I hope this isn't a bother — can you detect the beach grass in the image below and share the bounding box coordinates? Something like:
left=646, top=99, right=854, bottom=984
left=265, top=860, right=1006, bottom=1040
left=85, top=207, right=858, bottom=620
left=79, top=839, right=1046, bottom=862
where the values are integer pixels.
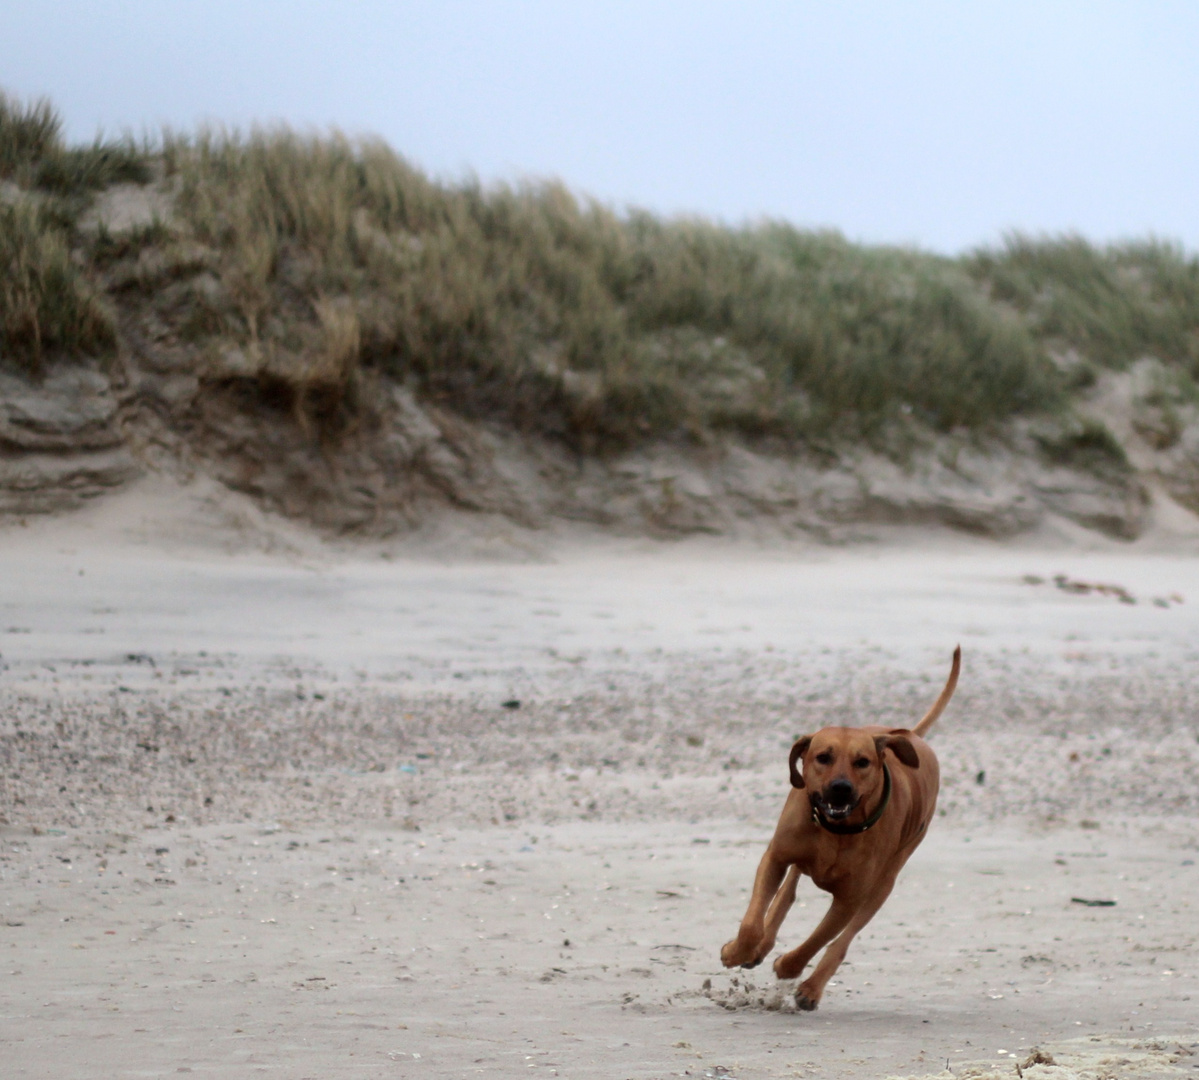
left=0, top=201, right=116, bottom=374
left=5, top=95, right=1199, bottom=458
left=1, top=91, right=149, bottom=198
left=967, top=233, right=1199, bottom=376
left=159, top=126, right=1062, bottom=448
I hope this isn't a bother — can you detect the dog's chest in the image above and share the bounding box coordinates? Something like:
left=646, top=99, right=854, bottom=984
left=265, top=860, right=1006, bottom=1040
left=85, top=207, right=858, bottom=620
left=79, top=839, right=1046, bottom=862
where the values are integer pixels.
left=803, top=839, right=881, bottom=893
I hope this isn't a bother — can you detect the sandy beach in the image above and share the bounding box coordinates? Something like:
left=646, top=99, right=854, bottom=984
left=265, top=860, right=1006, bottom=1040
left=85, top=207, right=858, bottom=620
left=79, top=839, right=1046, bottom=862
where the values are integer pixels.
left=2, top=480, right=1198, bottom=1078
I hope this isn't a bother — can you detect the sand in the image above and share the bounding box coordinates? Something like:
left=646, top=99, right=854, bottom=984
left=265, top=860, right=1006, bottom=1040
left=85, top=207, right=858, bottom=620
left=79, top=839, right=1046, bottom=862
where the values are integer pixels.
left=2, top=479, right=1198, bottom=1078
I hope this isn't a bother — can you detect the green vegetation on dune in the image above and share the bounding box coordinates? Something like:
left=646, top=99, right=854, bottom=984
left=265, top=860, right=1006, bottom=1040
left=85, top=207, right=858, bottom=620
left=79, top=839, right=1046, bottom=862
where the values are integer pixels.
left=1, top=92, right=145, bottom=373
left=0, top=91, right=148, bottom=197
left=158, top=127, right=1059, bottom=446
left=967, top=234, right=1199, bottom=380
left=4, top=92, right=1199, bottom=457
left=0, top=202, right=116, bottom=374
left=0, top=94, right=60, bottom=178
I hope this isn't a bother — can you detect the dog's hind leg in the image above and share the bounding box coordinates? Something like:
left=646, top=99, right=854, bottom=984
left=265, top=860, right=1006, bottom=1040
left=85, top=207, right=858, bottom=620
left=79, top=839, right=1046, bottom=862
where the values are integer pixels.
left=793, top=873, right=899, bottom=1011
left=771, top=891, right=858, bottom=982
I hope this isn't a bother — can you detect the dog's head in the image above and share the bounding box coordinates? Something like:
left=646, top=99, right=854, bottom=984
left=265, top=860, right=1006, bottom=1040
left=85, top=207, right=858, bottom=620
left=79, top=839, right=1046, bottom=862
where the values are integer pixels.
left=789, top=728, right=919, bottom=822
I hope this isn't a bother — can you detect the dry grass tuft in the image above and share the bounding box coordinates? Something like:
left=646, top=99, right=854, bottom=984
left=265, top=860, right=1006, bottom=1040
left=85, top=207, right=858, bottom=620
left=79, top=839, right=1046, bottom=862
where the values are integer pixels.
left=0, top=201, right=115, bottom=373
left=0, top=92, right=62, bottom=179
left=1, top=90, right=149, bottom=199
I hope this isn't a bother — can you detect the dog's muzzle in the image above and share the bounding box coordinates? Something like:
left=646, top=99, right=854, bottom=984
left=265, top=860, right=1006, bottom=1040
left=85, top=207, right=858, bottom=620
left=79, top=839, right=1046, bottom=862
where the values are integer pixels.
left=814, top=779, right=859, bottom=821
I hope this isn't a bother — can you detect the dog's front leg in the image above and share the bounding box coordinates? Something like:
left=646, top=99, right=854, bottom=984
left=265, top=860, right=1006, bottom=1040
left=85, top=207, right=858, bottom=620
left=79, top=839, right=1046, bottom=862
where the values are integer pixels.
left=753, top=864, right=799, bottom=963
left=720, top=848, right=789, bottom=968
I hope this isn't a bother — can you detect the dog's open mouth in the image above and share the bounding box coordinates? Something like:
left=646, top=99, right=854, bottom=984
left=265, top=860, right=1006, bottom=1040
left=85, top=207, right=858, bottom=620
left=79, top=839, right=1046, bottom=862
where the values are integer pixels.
left=814, top=796, right=859, bottom=821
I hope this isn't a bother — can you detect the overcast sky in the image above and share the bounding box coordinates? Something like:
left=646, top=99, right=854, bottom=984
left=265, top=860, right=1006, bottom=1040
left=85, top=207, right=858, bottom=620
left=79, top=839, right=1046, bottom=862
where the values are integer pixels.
left=3, top=1, right=1197, bottom=253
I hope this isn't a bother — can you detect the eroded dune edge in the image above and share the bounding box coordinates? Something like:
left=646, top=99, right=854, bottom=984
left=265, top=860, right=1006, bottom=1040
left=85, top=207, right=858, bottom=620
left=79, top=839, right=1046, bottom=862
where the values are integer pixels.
left=5, top=95, right=1199, bottom=546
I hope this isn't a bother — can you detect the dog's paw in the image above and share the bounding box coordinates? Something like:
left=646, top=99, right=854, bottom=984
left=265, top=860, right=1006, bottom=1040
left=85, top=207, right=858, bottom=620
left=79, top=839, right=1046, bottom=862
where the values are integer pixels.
left=720, top=939, right=750, bottom=968
left=772, top=953, right=805, bottom=980
left=794, top=980, right=821, bottom=1011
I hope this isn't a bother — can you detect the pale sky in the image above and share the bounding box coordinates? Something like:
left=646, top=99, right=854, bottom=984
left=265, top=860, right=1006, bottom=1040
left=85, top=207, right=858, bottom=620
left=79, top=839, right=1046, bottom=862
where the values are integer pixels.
left=3, top=1, right=1198, bottom=253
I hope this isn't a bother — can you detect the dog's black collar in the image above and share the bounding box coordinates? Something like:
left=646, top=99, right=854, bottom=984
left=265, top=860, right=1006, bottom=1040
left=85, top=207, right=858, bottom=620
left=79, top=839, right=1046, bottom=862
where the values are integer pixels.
left=811, top=764, right=892, bottom=836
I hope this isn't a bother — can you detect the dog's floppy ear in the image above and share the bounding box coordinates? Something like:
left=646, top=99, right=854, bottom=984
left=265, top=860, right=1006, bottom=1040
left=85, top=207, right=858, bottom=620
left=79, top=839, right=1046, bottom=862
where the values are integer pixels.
left=875, top=733, right=919, bottom=768
left=788, top=736, right=812, bottom=788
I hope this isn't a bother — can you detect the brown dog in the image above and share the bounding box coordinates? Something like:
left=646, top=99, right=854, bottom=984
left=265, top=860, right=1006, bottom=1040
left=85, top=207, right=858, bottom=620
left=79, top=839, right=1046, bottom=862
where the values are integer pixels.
left=720, top=646, right=960, bottom=1011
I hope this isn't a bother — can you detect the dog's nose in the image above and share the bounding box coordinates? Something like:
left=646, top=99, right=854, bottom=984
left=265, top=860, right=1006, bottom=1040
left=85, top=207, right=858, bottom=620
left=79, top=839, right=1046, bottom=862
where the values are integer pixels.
left=825, top=779, right=855, bottom=806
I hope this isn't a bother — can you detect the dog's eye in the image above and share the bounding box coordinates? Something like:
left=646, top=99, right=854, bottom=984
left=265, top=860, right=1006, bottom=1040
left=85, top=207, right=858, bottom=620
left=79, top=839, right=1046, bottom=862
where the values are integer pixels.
left=853, top=757, right=870, bottom=769
left=815, top=751, right=834, bottom=765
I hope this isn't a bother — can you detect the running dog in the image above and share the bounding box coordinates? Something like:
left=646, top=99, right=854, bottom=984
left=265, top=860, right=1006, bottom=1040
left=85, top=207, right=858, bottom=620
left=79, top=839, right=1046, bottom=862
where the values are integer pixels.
left=720, top=647, right=960, bottom=1011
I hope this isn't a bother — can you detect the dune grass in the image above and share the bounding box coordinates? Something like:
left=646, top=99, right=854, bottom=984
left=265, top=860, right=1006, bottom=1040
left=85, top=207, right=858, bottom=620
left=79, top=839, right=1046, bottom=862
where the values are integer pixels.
left=7, top=95, right=1199, bottom=458
left=160, top=127, right=1061, bottom=448
left=0, top=93, right=144, bottom=374
left=1, top=91, right=149, bottom=200
left=967, top=234, right=1199, bottom=377
left=0, top=93, right=61, bottom=179
left=0, top=201, right=116, bottom=374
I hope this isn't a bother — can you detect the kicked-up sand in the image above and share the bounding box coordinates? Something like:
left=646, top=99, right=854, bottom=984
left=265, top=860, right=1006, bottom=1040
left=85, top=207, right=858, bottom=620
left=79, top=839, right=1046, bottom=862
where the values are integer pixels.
left=1, top=478, right=1198, bottom=1078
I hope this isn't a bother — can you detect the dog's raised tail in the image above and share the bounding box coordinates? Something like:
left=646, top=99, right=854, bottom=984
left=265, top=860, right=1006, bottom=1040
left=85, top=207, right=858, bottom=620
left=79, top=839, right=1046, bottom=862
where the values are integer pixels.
left=913, top=646, right=960, bottom=737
